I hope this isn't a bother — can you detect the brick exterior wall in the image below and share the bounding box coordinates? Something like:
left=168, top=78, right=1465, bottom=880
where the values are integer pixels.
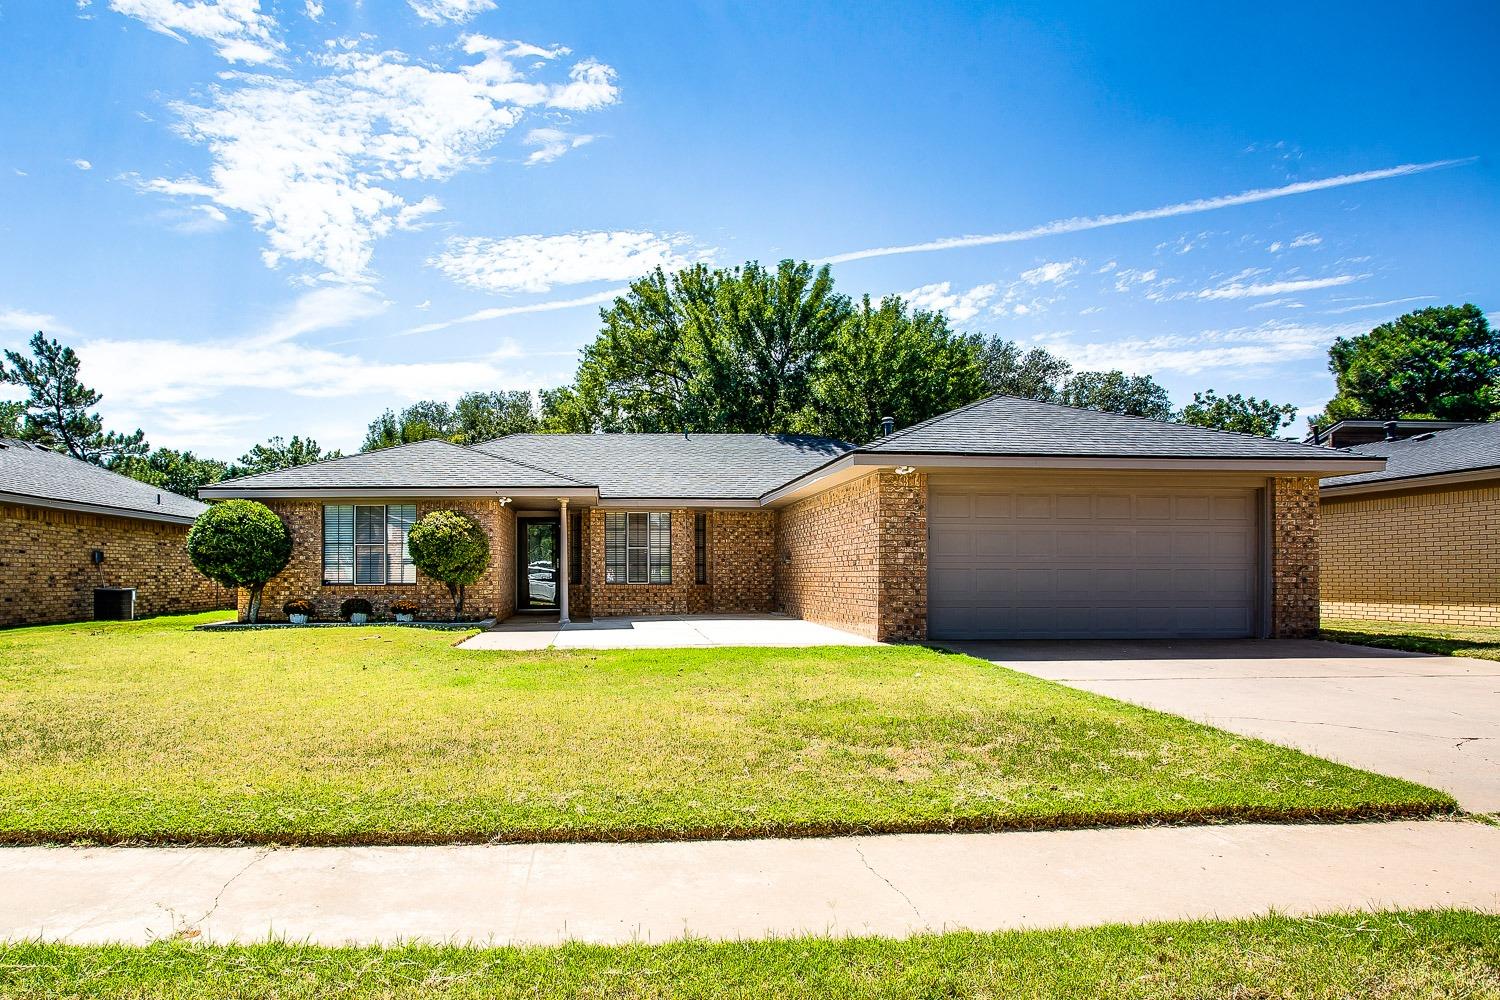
left=580, top=508, right=776, bottom=617
left=0, top=501, right=234, bottom=628
left=1270, top=475, right=1321, bottom=638
left=774, top=471, right=927, bottom=641
left=1321, top=482, right=1500, bottom=627
left=245, top=499, right=515, bottom=622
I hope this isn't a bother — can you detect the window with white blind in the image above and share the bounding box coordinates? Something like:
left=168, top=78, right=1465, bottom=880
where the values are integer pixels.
left=604, top=512, right=671, bottom=584
left=323, top=504, right=416, bottom=585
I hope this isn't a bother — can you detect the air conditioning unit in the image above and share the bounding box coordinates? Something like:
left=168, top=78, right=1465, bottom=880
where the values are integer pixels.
left=94, top=587, right=137, bottom=621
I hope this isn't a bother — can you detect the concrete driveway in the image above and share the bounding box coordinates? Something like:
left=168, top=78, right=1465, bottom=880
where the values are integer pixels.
left=946, top=639, right=1500, bottom=812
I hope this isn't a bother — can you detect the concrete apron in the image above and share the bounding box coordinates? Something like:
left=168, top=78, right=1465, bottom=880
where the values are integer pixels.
left=5, top=820, right=1497, bottom=947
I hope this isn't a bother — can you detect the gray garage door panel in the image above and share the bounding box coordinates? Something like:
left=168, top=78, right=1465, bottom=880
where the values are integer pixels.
left=928, top=483, right=1259, bottom=639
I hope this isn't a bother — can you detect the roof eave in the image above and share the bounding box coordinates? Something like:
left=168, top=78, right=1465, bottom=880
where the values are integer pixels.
left=197, top=485, right=601, bottom=501
left=0, top=490, right=201, bottom=525
left=762, top=451, right=1387, bottom=506
left=1321, top=465, right=1500, bottom=498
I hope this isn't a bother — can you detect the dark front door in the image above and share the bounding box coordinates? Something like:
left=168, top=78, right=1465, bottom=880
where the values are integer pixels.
left=518, top=519, right=560, bottom=611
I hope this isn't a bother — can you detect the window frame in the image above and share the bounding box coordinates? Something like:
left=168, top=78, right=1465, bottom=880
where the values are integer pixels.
left=604, top=511, right=671, bottom=585
left=694, top=512, right=707, bottom=585
left=322, top=503, right=417, bottom=586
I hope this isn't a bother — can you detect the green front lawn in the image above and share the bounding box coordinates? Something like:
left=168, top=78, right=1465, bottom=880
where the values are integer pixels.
left=1322, top=618, right=1500, bottom=661
left=0, top=614, right=1453, bottom=845
left=4, top=911, right=1496, bottom=999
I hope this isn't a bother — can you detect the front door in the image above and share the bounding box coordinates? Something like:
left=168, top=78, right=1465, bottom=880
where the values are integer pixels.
left=518, top=519, right=560, bottom=611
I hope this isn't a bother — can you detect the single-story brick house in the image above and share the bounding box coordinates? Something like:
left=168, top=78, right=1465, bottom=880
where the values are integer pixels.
left=0, top=438, right=235, bottom=627
left=200, top=396, right=1381, bottom=640
left=1320, top=420, right=1500, bottom=627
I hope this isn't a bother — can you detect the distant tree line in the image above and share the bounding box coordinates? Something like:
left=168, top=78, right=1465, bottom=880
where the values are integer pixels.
left=3, top=262, right=1491, bottom=501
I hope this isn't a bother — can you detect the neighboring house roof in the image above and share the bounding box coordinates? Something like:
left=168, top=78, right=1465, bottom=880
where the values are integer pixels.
left=857, top=395, right=1377, bottom=462
left=200, top=438, right=588, bottom=497
left=473, top=433, right=852, bottom=500
left=0, top=438, right=206, bottom=524
left=1301, top=418, right=1479, bottom=448
left=1321, top=420, right=1500, bottom=494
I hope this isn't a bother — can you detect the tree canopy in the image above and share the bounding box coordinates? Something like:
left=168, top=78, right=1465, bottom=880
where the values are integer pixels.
left=362, top=391, right=538, bottom=451
left=1317, top=304, right=1497, bottom=423
left=185, top=500, right=292, bottom=623
left=235, top=435, right=340, bottom=476
left=110, top=448, right=233, bottom=497
left=1059, top=370, right=1174, bottom=421
left=0, top=331, right=147, bottom=463
left=1177, top=391, right=1297, bottom=437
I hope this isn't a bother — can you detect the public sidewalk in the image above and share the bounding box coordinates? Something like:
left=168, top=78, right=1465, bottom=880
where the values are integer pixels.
left=4, top=820, right=1497, bottom=946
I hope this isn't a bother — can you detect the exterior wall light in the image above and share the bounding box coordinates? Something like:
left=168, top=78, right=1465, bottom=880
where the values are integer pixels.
left=894, top=465, right=916, bottom=475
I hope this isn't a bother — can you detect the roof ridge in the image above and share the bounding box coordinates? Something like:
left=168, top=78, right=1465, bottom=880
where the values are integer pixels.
left=446, top=438, right=593, bottom=486
left=857, top=393, right=1003, bottom=450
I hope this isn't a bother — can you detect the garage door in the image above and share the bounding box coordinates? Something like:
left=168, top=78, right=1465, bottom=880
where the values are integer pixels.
left=928, top=477, right=1261, bottom=639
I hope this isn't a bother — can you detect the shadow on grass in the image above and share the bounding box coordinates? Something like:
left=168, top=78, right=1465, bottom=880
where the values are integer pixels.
left=1321, top=627, right=1500, bottom=662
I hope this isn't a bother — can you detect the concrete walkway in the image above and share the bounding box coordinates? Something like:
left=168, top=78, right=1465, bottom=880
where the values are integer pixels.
left=950, top=639, right=1500, bottom=812
left=460, top=613, right=880, bottom=650
left=5, top=821, right=1496, bottom=946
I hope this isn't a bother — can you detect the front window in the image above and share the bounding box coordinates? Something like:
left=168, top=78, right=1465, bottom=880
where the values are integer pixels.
left=323, top=504, right=416, bottom=585
left=604, top=511, right=671, bottom=584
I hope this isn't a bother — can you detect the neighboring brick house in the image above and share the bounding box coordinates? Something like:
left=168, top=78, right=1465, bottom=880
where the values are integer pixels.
left=1320, top=421, right=1500, bottom=627
left=0, top=439, right=234, bottom=627
left=201, top=396, right=1380, bottom=640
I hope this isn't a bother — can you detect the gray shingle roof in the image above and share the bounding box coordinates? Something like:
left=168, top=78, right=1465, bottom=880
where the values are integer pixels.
left=0, top=439, right=206, bottom=522
left=1322, top=420, right=1500, bottom=488
left=474, top=433, right=851, bottom=499
left=858, top=395, right=1374, bottom=462
left=204, top=438, right=586, bottom=492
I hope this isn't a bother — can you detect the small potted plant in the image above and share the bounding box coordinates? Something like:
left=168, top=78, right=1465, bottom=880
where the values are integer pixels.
left=390, top=598, right=419, bottom=623
left=339, top=597, right=373, bottom=625
left=283, top=598, right=314, bottom=625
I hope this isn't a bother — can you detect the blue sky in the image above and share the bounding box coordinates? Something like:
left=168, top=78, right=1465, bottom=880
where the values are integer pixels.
left=0, top=1, right=1494, bottom=457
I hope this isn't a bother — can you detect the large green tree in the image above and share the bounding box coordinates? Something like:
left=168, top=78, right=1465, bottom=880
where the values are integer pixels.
left=805, top=295, right=986, bottom=442
left=0, top=332, right=147, bottom=463
left=1318, top=304, right=1497, bottom=422
left=977, top=339, right=1073, bottom=401
left=186, top=500, right=292, bottom=624
left=1059, top=370, right=1174, bottom=420
left=362, top=391, right=537, bottom=451
left=111, top=448, right=232, bottom=497
left=235, top=435, right=340, bottom=476
left=546, top=260, right=853, bottom=433
left=1177, top=390, right=1297, bottom=437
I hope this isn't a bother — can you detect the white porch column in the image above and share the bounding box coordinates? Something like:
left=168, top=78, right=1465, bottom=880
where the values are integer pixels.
left=557, top=498, right=570, bottom=625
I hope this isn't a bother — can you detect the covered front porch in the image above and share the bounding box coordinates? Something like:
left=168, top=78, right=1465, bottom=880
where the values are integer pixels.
left=457, top=613, right=882, bottom=650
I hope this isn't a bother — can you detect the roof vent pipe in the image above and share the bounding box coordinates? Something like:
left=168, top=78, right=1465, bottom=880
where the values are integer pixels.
left=880, top=415, right=894, bottom=437
left=1383, top=420, right=1399, bottom=441
left=1311, top=425, right=1322, bottom=446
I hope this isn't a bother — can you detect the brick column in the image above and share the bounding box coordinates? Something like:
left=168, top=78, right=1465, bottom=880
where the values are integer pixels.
left=1270, top=475, right=1320, bottom=638
left=876, top=470, right=927, bottom=641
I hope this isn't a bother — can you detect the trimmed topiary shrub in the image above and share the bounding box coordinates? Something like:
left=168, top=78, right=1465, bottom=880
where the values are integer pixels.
left=186, top=500, right=292, bottom=624
left=407, top=510, right=490, bottom=620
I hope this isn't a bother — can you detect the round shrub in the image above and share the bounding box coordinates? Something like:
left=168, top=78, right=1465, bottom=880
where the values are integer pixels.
left=339, top=597, right=373, bottom=621
left=283, top=598, right=314, bottom=619
left=407, top=510, right=490, bottom=620
left=390, top=598, right=420, bottom=617
left=186, top=500, right=291, bottom=623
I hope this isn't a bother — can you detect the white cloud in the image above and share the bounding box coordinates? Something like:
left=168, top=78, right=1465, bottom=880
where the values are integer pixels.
left=73, top=159, right=93, bottom=170
left=902, top=282, right=998, bottom=322
left=1019, top=258, right=1083, bottom=286
left=1111, top=267, right=1157, bottom=292
left=1036, top=319, right=1367, bottom=377
left=408, top=0, right=497, bottom=24
left=140, top=38, right=621, bottom=283
left=1268, top=232, right=1322, bottom=253
left=404, top=287, right=624, bottom=336
left=304, top=0, right=323, bottom=19
left=0, top=309, right=77, bottom=337
left=429, top=231, right=706, bottom=294
left=819, top=159, right=1472, bottom=265
left=108, top=0, right=283, bottom=64
left=1320, top=295, right=1435, bottom=315
left=1196, top=273, right=1366, bottom=300
left=524, top=127, right=596, bottom=165
left=1247, top=297, right=1305, bottom=311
